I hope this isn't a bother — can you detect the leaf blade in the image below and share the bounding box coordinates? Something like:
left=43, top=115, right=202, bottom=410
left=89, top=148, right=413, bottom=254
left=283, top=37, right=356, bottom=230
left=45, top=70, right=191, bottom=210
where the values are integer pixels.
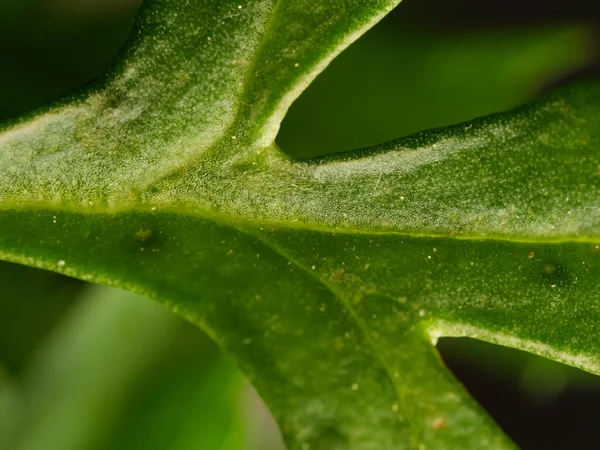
left=1, top=0, right=600, bottom=448
left=0, top=208, right=515, bottom=448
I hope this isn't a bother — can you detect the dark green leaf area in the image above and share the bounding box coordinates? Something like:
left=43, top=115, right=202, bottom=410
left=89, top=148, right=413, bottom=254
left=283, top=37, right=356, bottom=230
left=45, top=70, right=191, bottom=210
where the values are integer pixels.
left=1, top=0, right=600, bottom=448
left=5, top=208, right=576, bottom=449
left=0, top=208, right=516, bottom=449
left=260, top=228, right=600, bottom=373
left=2, top=62, right=600, bottom=450
left=0, top=210, right=413, bottom=449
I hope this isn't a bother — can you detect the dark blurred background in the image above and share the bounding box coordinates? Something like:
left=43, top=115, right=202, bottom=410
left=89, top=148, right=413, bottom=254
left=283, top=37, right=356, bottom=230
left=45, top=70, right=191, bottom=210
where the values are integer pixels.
left=1, top=0, right=600, bottom=449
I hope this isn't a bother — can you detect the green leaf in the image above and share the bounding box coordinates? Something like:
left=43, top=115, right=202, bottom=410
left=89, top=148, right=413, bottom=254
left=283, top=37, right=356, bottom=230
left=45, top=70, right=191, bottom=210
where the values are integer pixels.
left=1, top=0, right=599, bottom=448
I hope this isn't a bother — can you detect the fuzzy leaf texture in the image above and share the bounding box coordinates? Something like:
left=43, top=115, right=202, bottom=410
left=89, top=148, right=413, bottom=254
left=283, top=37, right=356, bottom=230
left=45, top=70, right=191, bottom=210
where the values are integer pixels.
left=1, top=0, right=600, bottom=448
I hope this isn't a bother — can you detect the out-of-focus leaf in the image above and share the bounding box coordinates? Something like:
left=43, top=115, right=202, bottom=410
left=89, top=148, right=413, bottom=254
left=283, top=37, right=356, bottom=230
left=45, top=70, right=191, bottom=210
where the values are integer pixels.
left=0, top=0, right=141, bottom=118
left=0, top=262, right=83, bottom=375
left=0, top=363, right=20, bottom=446
left=6, top=286, right=258, bottom=450
left=0, top=0, right=24, bottom=18
left=279, top=25, right=593, bottom=156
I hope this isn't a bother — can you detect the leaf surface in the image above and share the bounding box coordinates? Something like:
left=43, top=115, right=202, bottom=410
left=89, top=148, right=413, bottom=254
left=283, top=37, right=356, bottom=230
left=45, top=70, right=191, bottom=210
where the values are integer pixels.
left=1, top=0, right=599, bottom=448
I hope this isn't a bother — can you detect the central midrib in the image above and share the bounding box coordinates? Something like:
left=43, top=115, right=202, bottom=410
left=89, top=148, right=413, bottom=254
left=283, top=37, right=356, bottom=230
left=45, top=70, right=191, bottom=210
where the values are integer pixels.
left=0, top=201, right=598, bottom=246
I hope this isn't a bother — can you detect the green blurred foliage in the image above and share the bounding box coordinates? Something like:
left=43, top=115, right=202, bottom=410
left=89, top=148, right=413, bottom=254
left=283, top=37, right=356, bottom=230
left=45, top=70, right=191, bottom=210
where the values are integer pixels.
left=279, top=23, right=593, bottom=157
left=1, top=0, right=600, bottom=448
left=0, top=0, right=141, bottom=118
left=0, top=0, right=24, bottom=16
left=0, top=262, right=83, bottom=376
left=1, top=286, right=262, bottom=450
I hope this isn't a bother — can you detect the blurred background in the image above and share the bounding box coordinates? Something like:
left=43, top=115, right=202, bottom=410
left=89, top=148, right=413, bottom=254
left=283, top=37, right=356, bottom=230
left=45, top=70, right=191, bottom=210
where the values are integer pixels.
left=2, top=0, right=600, bottom=448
